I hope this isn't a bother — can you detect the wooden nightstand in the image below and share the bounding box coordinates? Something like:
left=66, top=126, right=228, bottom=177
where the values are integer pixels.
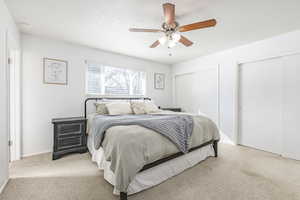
left=52, top=117, right=88, bottom=160
left=160, top=107, right=182, bottom=112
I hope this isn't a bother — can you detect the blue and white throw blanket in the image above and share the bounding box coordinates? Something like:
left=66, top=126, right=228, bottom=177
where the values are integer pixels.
left=91, top=114, right=194, bottom=153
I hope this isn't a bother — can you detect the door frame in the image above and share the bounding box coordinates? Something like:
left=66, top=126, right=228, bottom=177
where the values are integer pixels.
left=6, top=30, right=21, bottom=161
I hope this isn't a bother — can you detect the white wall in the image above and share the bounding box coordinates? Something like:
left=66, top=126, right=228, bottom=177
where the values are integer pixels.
left=22, top=34, right=172, bottom=156
left=172, top=29, right=300, bottom=144
left=0, top=0, right=20, bottom=193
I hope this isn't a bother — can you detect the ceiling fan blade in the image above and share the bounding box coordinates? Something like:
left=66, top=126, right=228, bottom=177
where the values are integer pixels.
left=163, top=3, right=175, bottom=25
left=179, top=36, right=193, bottom=47
left=179, top=19, right=217, bottom=32
left=129, top=28, right=163, bottom=33
left=150, top=40, right=160, bottom=48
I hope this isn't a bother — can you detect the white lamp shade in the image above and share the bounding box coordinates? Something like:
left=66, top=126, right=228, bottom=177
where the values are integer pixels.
left=172, top=33, right=181, bottom=42
left=168, top=40, right=177, bottom=48
left=159, top=36, right=167, bottom=45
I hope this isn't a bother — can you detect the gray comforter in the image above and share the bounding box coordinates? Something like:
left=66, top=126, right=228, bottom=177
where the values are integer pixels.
left=92, top=114, right=194, bottom=153
left=89, top=111, right=220, bottom=192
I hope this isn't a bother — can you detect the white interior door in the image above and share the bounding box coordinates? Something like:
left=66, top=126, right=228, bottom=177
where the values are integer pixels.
left=239, top=58, right=283, bottom=155
left=175, top=66, right=219, bottom=125
left=8, top=50, right=13, bottom=162
left=6, top=33, right=21, bottom=161
left=282, top=54, right=300, bottom=160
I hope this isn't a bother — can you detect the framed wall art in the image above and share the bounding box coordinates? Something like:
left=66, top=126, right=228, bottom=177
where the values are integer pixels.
left=154, top=73, right=165, bottom=89
left=43, top=58, right=68, bottom=85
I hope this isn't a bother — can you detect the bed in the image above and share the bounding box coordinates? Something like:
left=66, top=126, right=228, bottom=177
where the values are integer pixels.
left=85, top=97, right=220, bottom=200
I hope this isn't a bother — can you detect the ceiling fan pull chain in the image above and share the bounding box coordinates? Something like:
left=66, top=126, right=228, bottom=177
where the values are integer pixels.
left=168, top=47, right=172, bottom=56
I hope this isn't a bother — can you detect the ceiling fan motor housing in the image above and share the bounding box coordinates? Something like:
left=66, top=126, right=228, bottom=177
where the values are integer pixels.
left=162, top=21, right=179, bottom=32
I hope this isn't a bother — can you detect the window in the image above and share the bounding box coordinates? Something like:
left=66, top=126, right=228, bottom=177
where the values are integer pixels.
left=86, top=63, right=146, bottom=96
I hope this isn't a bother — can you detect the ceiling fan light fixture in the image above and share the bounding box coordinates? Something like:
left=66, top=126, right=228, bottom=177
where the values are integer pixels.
left=172, top=33, right=181, bottom=42
left=168, top=40, right=177, bottom=48
left=159, top=36, right=167, bottom=45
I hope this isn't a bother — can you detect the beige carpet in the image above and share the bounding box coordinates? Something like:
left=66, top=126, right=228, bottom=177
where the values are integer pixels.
left=1, top=144, right=300, bottom=200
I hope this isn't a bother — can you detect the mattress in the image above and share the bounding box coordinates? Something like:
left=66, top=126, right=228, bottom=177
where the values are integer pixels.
left=87, top=129, right=215, bottom=195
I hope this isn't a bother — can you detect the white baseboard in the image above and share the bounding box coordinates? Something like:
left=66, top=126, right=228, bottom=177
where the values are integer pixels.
left=22, top=150, right=52, bottom=158
left=0, top=179, right=9, bottom=194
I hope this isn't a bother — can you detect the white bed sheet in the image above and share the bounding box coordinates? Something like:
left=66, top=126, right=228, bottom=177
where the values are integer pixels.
left=88, top=133, right=214, bottom=195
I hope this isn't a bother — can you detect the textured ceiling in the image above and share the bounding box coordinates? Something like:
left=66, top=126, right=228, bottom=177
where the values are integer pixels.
left=5, top=0, right=300, bottom=64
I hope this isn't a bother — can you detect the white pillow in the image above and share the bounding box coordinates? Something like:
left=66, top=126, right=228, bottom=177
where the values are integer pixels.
left=131, top=101, right=147, bottom=114
left=106, top=102, right=133, bottom=115
left=144, top=101, right=159, bottom=113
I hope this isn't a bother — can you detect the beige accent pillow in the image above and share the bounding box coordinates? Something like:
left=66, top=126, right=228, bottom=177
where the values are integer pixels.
left=106, top=102, right=133, bottom=115
left=145, top=101, right=160, bottom=113
left=131, top=101, right=147, bottom=114
left=94, top=102, right=108, bottom=114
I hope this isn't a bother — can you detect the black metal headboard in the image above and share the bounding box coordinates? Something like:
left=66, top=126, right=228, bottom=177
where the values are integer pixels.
left=84, top=97, right=151, bottom=118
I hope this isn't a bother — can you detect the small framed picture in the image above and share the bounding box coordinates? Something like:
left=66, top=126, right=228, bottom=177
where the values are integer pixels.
left=154, top=73, right=165, bottom=89
left=43, top=58, right=68, bottom=85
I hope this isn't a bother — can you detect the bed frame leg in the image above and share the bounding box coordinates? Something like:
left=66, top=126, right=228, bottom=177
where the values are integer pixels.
left=120, top=192, right=127, bottom=200
left=213, top=140, right=218, bottom=157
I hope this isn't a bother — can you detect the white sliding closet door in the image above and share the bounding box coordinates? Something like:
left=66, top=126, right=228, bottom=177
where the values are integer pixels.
left=175, top=67, right=219, bottom=125
left=282, top=54, right=300, bottom=160
left=196, top=68, right=219, bottom=124
left=239, top=58, right=283, bottom=155
left=240, top=54, right=300, bottom=160
left=175, top=73, right=198, bottom=114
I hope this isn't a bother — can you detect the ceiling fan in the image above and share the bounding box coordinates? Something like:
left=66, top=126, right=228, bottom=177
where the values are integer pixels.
left=129, top=3, right=217, bottom=48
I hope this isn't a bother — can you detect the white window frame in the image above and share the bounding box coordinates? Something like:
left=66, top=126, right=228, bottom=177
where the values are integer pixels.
left=85, top=61, right=147, bottom=97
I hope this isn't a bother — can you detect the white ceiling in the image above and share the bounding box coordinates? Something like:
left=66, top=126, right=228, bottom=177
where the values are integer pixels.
left=5, top=0, right=300, bottom=64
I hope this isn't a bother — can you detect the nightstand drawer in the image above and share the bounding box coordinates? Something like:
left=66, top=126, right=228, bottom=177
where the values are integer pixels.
left=52, top=117, right=87, bottom=160
left=57, top=122, right=84, bottom=136
left=57, top=136, right=83, bottom=151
